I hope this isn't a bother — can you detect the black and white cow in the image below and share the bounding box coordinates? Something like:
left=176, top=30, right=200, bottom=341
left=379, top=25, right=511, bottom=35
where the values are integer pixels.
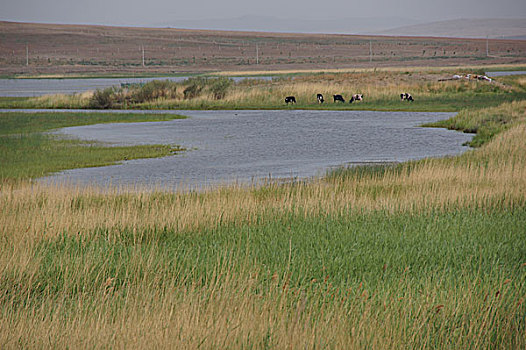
left=333, top=94, right=345, bottom=103
left=285, top=96, right=297, bottom=104
left=349, top=94, right=363, bottom=103
left=317, top=93, right=325, bottom=104
left=400, top=93, right=414, bottom=102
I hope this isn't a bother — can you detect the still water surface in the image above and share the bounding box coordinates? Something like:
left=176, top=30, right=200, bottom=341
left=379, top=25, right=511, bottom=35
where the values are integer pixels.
left=485, top=71, right=526, bottom=77
left=0, top=76, right=271, bottom=97
left=42, top=109, right=473, bottom=190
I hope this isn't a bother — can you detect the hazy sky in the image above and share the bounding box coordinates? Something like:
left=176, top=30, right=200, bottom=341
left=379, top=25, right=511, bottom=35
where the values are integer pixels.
left=1, top=0, right=525, bottom=26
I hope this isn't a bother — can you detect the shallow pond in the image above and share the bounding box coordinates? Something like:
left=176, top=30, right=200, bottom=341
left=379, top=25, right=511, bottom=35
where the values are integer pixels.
left=486, top=71, right=526, bottom=77
left=40, top=109, right=473, bottom=190
left=0, top=76, right=271, bottom=97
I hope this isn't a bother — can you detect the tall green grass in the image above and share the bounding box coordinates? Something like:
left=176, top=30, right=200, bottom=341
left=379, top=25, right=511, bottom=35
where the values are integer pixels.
left=31, top=208, right=524, bottom=291
left=2, top=208, right=525, bottom=348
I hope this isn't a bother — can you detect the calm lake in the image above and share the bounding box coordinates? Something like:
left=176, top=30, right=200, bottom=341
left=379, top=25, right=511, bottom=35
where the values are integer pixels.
left=0, top=76, right=271, bottom=97
left=40, top=109, right=473, bottom=190
left=485, top=71, right=526, bottom=77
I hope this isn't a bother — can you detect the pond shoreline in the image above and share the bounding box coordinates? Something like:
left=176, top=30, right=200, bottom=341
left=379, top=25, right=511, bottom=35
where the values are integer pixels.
left=36, top=109, right=471, bottom=190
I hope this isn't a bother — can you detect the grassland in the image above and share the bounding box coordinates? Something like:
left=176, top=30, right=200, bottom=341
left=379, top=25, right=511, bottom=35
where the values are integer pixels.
left=1, top=84, right=525, bottom=349
left=0, top=112, right=185, bottom=181
left=3, top=68, right=526, bottom=113
left=1, top=17, right=526, bottom=349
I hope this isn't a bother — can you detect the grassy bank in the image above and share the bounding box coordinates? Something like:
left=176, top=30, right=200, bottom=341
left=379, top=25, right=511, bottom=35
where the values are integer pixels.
left=1, top=100, right=525, bottom=348
left=0, top=112, right=186, bottom=181
left=425, top=99, right=526, bottom=146
left=2, top=69, right=525, bottom=112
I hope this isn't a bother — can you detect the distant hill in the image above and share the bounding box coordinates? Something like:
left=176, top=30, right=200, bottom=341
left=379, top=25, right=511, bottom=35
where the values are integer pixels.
left=373, top=18, right=526, bottom=39
left=157, top=15, right=422, bottom=35
left=1, top=20, right=525, bottom=77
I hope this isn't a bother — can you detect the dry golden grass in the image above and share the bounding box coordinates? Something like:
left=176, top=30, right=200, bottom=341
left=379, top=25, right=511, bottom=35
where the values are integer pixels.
left=30, top=91, right=94, bottom=108
left=14, top=67, right=522, bottom=111
left=139, top=72, right=513, bottom=111
left=2, top=107, right=525, bottom=248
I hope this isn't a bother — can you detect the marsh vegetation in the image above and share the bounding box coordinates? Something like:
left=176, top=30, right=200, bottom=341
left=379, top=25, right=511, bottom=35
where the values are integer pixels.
left=1, top=65, right=526, bottom=348
left=3, top=68, right=525, bottom=113
left=0, top=112, right=185, bottom=181
left=1, top=98, right=525, bottom=348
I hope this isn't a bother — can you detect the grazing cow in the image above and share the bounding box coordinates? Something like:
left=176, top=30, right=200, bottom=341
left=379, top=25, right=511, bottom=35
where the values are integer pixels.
left=317, top=93, right=325, bottom=104
left=349, top=94, right=363, bottom=103
left=466, top=74, right=492, bottom=83
left=333, top=94, right=345, bottom=103
left=285, top=96, right=296, bottom=104
left=400, top=92, right=414, bottom=102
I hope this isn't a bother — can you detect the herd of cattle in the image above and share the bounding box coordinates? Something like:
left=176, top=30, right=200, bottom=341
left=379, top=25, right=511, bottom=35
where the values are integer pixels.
left=284, top=92, right=414, bottom=104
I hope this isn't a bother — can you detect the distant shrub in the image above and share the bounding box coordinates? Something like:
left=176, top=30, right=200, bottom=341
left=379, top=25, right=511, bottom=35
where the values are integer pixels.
left=209, top=77, right=233, bottom=100
left=183, top=77, right=207, bottom=99
left=130, top=80, right=177, bottom=103
left=472, top=68, right=486, bottom=75
left=89, top=87, right=117, bottom=109
left=183, top=84, right=202, bottom=99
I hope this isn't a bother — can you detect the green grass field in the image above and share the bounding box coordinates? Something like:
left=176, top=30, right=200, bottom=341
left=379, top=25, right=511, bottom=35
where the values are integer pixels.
left=2, top=208, right=524, bottom=348
left=1, top=70, right=525, bottom=348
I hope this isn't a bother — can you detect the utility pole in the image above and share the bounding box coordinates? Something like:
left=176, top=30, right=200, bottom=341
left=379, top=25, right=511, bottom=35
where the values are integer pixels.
left=26, top=44, right=29, bottom=66
left=142, top=45, right=145, bottom=67
left=256, top=43, right=259, bottom=65
left=486, top=36, right=489, bottom=57
left=369, top=40, right=372, bottom=63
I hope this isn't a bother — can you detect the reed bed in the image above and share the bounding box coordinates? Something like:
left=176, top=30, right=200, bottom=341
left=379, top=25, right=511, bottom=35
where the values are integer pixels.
left=1, top=101, right=525, bottom=348
left=32, top=91, right=94, bottom=109
left=1, top=258, right=524, bottom=348
left=426, top=99, right=526, bottom=146
left=6, top=69, right=523, bottom=111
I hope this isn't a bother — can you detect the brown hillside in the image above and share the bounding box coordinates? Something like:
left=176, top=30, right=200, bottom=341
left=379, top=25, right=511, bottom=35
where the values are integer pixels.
left=1, top=21, right=525, bottom=76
